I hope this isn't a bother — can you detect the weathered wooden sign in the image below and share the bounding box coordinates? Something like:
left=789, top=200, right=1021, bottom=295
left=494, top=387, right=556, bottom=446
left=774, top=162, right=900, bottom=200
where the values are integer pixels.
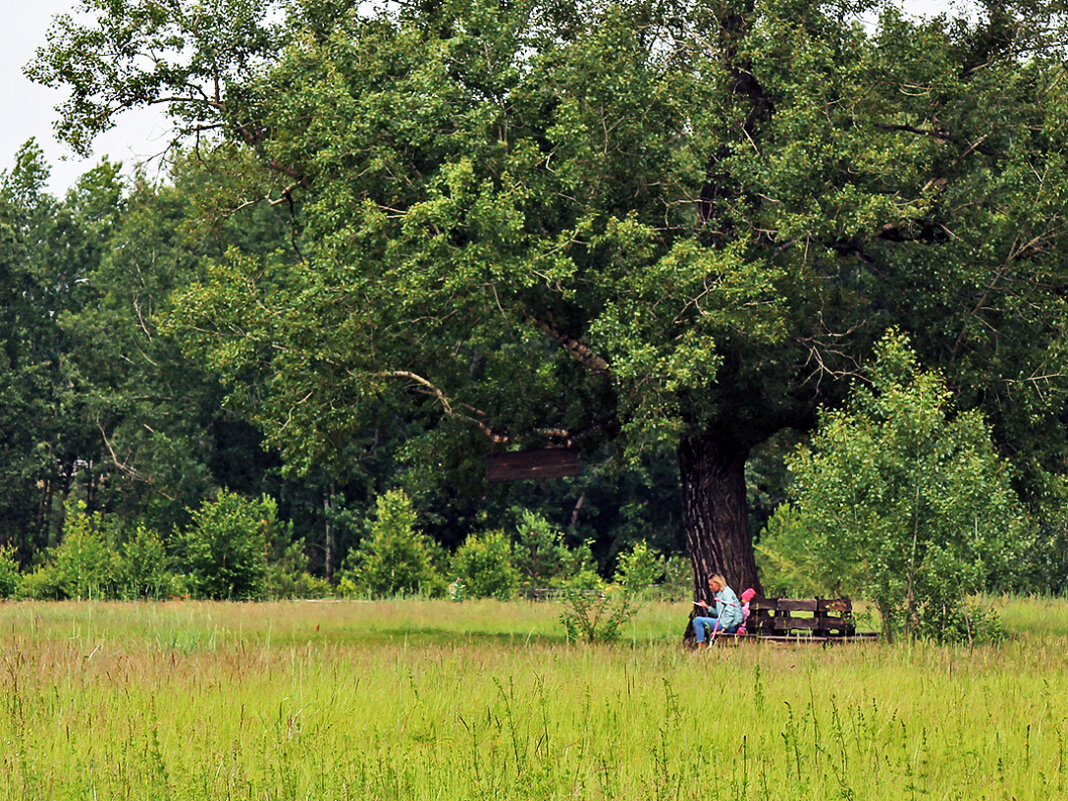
left=485, top=449, right=582, bottom=481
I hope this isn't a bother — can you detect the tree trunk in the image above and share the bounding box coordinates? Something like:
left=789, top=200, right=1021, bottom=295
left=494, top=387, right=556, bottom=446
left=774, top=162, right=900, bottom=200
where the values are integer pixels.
left=678, top=433, right=761, bottom=601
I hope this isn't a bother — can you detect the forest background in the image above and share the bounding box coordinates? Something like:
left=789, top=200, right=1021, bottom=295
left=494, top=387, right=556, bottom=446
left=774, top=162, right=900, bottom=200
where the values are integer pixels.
left=4, top=0, right=1068, bottom=621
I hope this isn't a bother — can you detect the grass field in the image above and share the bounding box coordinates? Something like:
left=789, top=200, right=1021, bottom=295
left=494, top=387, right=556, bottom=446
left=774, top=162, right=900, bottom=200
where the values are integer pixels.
left=1, top=597, right=1066, bottom=800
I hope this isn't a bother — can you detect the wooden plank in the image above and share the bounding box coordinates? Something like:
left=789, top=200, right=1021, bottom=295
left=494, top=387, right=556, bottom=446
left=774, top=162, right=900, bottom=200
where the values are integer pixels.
left=717, top=632, right=875, bottom=645
left=818, top=597, right=852, bottom=613
left=716, top=633, right=876, bottom=644
left=486, top=449, right=582, bottom=481
left=768, top=616, right=855, bottom=632
left=752, top=597, right=852, bottom=614
left=753, top=598, right=819, bottom=612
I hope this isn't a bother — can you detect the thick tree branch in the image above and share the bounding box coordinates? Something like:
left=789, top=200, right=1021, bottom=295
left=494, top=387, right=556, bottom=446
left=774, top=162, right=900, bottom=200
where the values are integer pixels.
left=379, top=370, right=615, bottom=447
left=875, top=123, right=1005, bottom=159
left=522, top=311, right=610, bottom=374
left=96, top=422, right=178, bottom=502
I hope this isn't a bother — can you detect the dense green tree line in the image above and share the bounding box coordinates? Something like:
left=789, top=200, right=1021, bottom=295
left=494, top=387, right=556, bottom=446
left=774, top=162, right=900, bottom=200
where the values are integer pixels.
left=0, top=141, right=682, bottom=582
left=5, top=0, right=1068, bottom=612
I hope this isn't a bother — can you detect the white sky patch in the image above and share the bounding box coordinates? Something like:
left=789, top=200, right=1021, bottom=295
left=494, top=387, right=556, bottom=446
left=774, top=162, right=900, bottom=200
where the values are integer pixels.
left=2, top=0, right=973, bottom=195
left=2, top=1, right=173, bottom=195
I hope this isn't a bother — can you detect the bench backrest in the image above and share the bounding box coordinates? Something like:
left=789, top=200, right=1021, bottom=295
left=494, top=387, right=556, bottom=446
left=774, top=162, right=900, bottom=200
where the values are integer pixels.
left=746, top=596, right=855, bottom=636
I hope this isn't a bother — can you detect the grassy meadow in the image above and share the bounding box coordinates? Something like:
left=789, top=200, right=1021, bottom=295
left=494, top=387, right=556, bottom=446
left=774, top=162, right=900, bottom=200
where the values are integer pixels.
left=1, top=597, right=1066, bottom=800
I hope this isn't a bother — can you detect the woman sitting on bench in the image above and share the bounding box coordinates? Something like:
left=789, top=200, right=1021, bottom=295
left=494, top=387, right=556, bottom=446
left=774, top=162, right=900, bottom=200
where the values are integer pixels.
left=692, top=574, right=743, bottom=646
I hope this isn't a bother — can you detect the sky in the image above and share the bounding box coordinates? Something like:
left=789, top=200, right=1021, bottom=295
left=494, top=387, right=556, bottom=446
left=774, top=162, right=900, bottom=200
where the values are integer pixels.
left=4, top=0, right=965, bottom=196
left=2, top=1, right=172, bottom=195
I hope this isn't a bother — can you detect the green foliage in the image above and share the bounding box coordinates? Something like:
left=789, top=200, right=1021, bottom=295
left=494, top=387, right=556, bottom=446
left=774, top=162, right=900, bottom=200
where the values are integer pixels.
left=559, top=587, right=637, bottom=644
left=559, top=543, right=604, bottom=591
left=1019, top=474, right=1068, bottom=596
left=754, top=503, right=827, bottom=599
left=116, top=525, right=177, bottom=600
left=266, top=539, right=332, bottom=599
left=559, top=530, right=649, bottom=644
left=660, top=555, right=694, bottom=602
left=23, top=0, right=1068, bottom=597
left=450, top=530, right=519, bottom=600
left=0, top=545, right=21, bottom=598
left=512, top=510, right=602, bottom=591
left=0, top=142, right=104, bottom=558
left=761, top=332, right=1028, bottom=642
left=512, top=510, right=569, bottom=590
left=556, top=540, right=670, bottom=641
left=612, top=540, right=664, bottom=598
left=20, top=501, right=119, bottom=600
left=337, top=490, right=444, bottom=598
left=179, top=490, right=274, bottom=600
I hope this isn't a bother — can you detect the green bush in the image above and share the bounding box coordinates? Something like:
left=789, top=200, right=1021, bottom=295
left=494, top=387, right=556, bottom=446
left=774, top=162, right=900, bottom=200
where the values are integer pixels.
left=558, top=541, right=603, bottom=591
left=450, top=530, right=519, bottom=599
left=267, top=539, right=332, bottom=599
left=512, top=510, right=570, bottom=590
left=754, top=503, right=827, bottom=598
left=559, top=586, right=637, bottom=643
left=612, top=540, right=664, bottom=597
left=337, top=490, right=444, bottom=598
left=560, top=540, right=654, bottom=642
left=17, top=567, right=64, bottom=601
left=0, top=545, right=20, bottom=599
left=116, top=524, right=177, bottom=599
left=20, top=501, right=120, bottom=600
left=760, top=331, right=1027, bottom=643
left=179, top=490, right=275, bottom=600
left=512, top=510, right=605, bottom=591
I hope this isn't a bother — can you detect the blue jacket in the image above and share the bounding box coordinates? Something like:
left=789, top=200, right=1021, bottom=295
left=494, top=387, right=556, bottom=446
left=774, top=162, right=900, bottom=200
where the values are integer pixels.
left=710, top=587, right=743, bottom=630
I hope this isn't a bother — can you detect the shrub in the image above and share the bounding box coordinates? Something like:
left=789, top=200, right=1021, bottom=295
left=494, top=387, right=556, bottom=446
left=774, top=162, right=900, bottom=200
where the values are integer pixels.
left=560, top=541, right=653, bottom=642
left=612, top=540, right=664, bottom=597
left=266, top=539, right=332, bottom=599
left=0, top=545, right=20, bottom=598
left=761, top=331, right=1027, bottom=643
left=20, top=501, right=120, bottom=600
left=450, top=530, right=519, bottom=600
left=754, top=503, right=827, bottom=598
left=116, top=524, right=177, bottom=599
left=558, top=541, right=603, bottom=591
left=338, top=490, right=444, bottom=598
left=512, top=509, right=608, bottom=591
left=513, top=510, right=570, bottom=590
left=559, top=586, right=637, bottom=643
left=179, top=491, right=275, bottom=600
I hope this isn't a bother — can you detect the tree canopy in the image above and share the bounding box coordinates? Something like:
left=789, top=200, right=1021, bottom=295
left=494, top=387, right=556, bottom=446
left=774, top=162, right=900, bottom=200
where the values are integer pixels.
left=27, top=0, right=1068, bottom=595
left=761, top=331, right=1027, bottom=641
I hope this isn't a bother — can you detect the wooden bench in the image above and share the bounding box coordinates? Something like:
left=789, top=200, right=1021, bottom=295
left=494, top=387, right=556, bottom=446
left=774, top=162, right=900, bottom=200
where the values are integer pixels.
left=706, top=596, right=878, bottom=643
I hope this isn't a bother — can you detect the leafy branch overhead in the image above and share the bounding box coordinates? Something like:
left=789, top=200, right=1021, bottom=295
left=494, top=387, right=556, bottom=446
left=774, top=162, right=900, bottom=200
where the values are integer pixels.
left=30, top=0, right=1068, bottom=595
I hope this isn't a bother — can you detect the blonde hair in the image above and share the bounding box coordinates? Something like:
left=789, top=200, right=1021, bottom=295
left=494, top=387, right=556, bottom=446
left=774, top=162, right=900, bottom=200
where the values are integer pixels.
left=709, top=574, right=727, bottom=589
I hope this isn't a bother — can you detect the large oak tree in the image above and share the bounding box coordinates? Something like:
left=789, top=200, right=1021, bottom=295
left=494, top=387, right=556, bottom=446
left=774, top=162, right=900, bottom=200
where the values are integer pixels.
left=32, top=0, right=1068, bottom=594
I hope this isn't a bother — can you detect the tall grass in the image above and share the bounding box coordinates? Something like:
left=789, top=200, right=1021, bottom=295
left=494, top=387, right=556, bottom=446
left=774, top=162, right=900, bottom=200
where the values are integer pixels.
left=1, top=598, right=1064, bottom=799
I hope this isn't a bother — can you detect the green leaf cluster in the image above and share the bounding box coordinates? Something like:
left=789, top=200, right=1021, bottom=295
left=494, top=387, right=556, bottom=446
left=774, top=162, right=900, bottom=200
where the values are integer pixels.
left=511, top=509, right=601, bottom=592
left=760, top=331, right=1028, bottom=642
left=337, top=490, right=446, bottom=598
left=450, top=530, right=520, bottom=600
left=178, top=490, right=275, bottom=600
left=18, top=501, right=178, bottom=600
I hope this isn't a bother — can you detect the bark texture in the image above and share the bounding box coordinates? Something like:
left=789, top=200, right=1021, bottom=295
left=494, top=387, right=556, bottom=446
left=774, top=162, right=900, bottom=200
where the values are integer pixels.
left=678, top=433, right=762, bottom=600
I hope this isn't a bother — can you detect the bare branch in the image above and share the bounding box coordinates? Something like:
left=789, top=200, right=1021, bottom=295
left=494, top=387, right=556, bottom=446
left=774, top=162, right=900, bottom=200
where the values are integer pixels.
left=96, top=423, right=177, bottom=502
